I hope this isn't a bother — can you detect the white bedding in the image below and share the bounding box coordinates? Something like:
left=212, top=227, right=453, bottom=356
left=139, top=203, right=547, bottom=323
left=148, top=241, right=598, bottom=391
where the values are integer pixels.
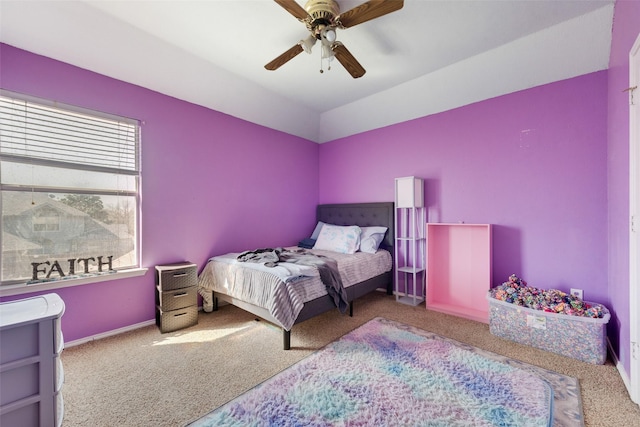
left=197, top=247, right=392, bottom=330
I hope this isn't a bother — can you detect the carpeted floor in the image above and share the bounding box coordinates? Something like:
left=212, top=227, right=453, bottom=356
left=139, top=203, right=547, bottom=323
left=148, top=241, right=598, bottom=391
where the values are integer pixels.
left=191, top=317, right=566, bottom=426
left=61, top=291, right=640, bottom=426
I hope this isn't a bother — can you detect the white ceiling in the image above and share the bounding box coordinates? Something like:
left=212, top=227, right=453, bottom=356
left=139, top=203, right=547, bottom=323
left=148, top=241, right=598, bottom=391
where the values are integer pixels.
left=0, top=0, right=615, bottom=143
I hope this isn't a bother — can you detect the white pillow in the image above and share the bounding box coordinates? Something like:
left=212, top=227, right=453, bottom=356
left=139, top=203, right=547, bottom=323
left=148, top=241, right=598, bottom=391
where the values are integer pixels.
left=313, top=224, right=362, bottom=254
left=359, top=226, right=388, bottom=253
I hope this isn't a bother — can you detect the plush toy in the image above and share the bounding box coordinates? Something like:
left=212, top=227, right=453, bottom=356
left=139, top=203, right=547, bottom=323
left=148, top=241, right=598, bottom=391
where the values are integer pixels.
left=489, top=274, right=604, bottom=318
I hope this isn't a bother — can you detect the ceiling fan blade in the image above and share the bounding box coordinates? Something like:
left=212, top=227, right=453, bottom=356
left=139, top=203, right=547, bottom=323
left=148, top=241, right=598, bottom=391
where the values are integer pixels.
left=265, top=44, right=304, bottom=71
left=338, top=0, right=404, bottom=28
left=332, top=42, right=366, bottom=78
left=273, top=0, right=310, bottom=21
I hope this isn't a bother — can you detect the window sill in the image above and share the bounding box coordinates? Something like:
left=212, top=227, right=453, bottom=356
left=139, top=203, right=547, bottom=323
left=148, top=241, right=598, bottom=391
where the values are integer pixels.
left=0, top=268, right=149, bottom=297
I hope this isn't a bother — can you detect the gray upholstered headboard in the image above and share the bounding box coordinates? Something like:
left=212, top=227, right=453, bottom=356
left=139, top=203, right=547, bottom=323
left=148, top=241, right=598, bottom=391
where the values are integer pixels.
left=316, top=202, right=395, bottom=251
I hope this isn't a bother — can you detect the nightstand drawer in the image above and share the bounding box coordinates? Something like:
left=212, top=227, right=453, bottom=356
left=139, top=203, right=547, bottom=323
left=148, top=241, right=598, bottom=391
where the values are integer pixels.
left=156, top=263, right=197, bottom=291
left=156, top=306, right=198, bottom=333
left=156, top=286, right=197, bottom=311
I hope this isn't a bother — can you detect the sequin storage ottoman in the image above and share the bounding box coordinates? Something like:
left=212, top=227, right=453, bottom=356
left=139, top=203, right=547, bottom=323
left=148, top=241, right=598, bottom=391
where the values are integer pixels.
left=487, top=295, right=611, bottom=364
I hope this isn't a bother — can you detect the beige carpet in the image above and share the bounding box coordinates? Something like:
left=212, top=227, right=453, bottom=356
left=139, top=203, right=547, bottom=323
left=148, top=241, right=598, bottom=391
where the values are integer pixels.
left=61, top=292, right=639, bottom=426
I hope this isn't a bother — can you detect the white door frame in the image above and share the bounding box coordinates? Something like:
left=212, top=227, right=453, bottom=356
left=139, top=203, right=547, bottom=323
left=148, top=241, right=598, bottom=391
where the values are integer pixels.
left=629, top=32, right=640, bottom=405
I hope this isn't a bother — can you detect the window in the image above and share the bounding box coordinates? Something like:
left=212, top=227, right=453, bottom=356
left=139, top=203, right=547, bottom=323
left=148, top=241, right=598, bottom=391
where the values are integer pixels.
left=0, top=91, right=141, bottom=286
left=32, top=207, right=60, bottom=232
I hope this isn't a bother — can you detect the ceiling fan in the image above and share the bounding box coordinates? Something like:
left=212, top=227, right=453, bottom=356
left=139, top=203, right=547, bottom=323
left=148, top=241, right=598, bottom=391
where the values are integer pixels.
left=265, top=0, right=404, bottom=78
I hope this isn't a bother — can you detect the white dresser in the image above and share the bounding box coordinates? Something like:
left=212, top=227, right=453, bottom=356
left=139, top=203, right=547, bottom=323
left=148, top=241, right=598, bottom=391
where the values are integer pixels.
left=0, top=293, right=65, bottom=427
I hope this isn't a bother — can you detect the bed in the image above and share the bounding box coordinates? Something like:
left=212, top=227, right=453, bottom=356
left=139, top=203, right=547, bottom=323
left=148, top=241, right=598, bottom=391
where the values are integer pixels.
left=197, top=202, right=394, bottom=349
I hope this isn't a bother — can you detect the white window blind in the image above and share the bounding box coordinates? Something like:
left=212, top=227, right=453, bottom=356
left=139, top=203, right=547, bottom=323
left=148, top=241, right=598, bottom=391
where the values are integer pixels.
left=0, top=94, right=138, bottom=174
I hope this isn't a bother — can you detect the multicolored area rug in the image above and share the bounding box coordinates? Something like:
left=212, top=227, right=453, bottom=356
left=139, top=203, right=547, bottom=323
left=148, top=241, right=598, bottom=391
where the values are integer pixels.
left=189, top=317, right=583, bottom=427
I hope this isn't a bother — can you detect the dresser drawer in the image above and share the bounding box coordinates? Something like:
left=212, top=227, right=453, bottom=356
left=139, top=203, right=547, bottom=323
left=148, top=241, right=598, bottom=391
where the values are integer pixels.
left=156, top=263, right=197, bottom=291
left=156, top=305, right=198, bottom=333
left=156, top=286, right=197, bottom=311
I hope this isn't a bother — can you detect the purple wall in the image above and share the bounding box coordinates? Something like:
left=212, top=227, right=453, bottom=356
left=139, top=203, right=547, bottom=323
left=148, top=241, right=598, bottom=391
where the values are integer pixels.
left=1, top=1, right=637, bottom=378
left=607, top=0, right=640, bottom=377
left=320, top=72, right=609, bottom=304
left=0, top=44, right=319, bottom=342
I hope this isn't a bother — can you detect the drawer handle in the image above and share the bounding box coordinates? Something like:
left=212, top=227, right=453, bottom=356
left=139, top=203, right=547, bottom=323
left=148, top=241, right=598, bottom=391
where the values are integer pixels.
left=174, top=312, right=187, bottom=317
left=173, top=293, right=188, bottom=298
left=172, top=272, right=187, bottom=277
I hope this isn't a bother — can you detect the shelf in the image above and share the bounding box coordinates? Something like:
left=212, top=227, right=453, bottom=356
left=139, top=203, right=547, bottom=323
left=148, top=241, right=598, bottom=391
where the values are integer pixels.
left=397, top=295, right=425, bottom=306
left=397, top=266, right=425, bottom=274
left=393, top=185, right=426, bottom=306
left=426, top=302, right=488, bottom=324
left=426, top=223, right=492, bottom=324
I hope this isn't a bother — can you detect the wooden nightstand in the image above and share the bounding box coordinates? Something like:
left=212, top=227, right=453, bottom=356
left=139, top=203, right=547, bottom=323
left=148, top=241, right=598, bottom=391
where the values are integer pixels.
left=155, top=262, right=198, bottom=333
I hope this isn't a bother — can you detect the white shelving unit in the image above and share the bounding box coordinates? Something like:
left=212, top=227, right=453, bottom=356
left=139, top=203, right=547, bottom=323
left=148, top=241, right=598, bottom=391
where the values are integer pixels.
left=394, top=176, right=426, bottom=306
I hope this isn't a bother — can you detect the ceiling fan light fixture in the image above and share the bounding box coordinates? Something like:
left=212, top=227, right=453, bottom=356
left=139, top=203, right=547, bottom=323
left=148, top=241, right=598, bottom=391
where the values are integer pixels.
left=299, top=34, right=317, bottom=53
left=321, top=43, right=334, bottom=61
left=323, top=28, right=336, bottom=43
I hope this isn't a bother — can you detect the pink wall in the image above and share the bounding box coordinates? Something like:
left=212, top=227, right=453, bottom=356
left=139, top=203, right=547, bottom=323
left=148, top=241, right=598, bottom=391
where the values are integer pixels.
left=320, top=71, right=609, bottom=304
left=0, top=44, right=319, bottom=342
left=607, top=0, right=640, bottom=377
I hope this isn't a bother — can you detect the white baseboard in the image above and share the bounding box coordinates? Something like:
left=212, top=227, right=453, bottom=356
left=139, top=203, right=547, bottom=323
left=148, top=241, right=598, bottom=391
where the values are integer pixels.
left=608, top=337, right=634, bottom=400
left=65, top=305, right=207, bottom=348
left=64, top=319, right=157, bottom=348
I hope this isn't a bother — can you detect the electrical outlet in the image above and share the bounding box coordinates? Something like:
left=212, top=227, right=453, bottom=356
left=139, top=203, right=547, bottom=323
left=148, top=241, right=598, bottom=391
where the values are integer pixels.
left=570, top=288, right=583, bottom=300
